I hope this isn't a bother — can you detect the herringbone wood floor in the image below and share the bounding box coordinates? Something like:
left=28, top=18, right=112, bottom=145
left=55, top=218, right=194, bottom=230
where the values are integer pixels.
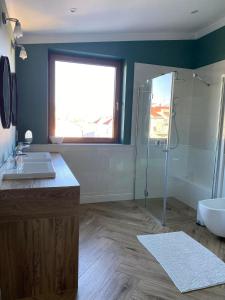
left=21, top=199, right=225, bottom=300
left=77, top=200, right=225, bottom=300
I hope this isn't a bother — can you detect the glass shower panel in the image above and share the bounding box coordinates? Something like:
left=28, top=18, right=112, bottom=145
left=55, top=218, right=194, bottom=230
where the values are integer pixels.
left=146, top=73, right=174, bottom=225
left=134, top=72, right=175, bottom=225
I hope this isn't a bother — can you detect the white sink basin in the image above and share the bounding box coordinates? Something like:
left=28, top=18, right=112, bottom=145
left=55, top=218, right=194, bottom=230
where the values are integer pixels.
left=22, top=152, right=52, bottom=162
left=2, top=161, right=56, bottom=180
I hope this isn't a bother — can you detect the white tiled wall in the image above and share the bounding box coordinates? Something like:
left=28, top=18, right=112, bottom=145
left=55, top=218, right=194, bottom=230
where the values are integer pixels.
left=181, top=61, right=225, bottom=207
left=31, top=143, right=135, bottom=203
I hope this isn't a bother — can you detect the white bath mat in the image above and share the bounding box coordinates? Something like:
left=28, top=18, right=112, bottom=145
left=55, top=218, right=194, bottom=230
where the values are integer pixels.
left=137, top=231, right=225, bottom=293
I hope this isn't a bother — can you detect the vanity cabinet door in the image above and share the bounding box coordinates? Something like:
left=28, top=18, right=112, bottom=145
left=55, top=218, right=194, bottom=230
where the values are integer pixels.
left=0, top=215, right=79, bottom=300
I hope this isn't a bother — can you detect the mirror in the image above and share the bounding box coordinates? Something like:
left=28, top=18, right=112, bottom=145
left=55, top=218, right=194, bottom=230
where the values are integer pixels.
left=11, top=73, right=18, bottom=126
left=0, top=56, right=11, bottom=128
left=25, top=130, right=33, bottom=144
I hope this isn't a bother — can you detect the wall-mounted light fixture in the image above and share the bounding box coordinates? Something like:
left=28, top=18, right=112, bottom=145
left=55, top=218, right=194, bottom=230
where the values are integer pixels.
left=2, top=12, right=23, bottom=39
left=2, top=12, right=27, bottom=60
left=12, top=41, right=28, bottom=60
left=19, top=46, right=27, bottom=60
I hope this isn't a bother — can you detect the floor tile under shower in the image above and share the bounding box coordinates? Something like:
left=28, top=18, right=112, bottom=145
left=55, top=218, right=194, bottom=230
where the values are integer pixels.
left=135, top=198, right=196, bottom=226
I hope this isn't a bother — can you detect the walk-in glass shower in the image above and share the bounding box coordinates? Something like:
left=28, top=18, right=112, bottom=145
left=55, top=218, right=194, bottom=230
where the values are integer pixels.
left=134, top=63, right=222, bottom=226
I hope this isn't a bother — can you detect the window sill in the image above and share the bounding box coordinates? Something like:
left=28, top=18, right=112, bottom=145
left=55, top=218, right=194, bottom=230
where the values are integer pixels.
left=30, top=143, right=133, bottom=150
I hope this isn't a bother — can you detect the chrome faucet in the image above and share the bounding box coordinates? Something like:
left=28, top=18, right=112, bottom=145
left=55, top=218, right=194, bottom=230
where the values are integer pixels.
left=12, top=143, right=27, bottom=169
left=12, top=147, right=20, bottom=169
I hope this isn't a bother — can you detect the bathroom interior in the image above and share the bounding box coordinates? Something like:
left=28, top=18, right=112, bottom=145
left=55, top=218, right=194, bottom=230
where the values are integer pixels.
left=1, top=0, right=225, bottom=299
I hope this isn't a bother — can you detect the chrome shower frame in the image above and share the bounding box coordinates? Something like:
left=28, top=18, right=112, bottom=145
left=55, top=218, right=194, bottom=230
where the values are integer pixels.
left=133, top=82, right=152, bottom=210
left=162, top=72, right=175, bottom=225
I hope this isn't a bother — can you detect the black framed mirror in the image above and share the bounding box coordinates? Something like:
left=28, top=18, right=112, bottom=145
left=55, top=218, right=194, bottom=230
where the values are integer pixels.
left=11, top=73, right=17, bottom=126
left=0, top=56, right=11, bottom=128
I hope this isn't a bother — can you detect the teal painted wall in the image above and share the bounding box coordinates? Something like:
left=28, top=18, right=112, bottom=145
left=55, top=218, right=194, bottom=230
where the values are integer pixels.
left=195, top=26, right=225, bottom=68
left=16, top=40, right=195, bottom=144
left=17, top=25, right=225, bottom=144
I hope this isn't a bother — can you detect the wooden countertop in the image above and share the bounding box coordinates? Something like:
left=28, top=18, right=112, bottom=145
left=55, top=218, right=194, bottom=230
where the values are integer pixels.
left=0, top=153, right=80, bottom=191
left=0, top=153, right=80, bottom=222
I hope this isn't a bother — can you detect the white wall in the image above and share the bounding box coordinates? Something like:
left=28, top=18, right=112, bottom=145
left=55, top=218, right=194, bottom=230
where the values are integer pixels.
left=0, top=0, right=15, bottom=166
left=31, top=143, right=134, bottom=204
left=171, top=61, right=225, bottom=208
left=182, top=61, right=225, bottom=207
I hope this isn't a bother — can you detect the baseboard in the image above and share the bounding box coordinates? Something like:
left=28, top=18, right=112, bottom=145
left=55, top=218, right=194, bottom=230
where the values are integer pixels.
left=80, top=193, right=134, bottom=204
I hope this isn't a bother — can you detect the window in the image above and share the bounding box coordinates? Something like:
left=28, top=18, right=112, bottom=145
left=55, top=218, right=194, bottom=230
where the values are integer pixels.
left=49, top=54, right=122, bottom=143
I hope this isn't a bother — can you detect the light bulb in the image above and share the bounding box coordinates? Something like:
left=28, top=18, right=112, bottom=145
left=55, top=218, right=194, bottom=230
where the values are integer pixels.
left=19, top=46, right=27, bottom=60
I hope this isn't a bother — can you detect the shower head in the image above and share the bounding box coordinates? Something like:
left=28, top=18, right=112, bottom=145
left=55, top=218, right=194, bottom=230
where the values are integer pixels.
left=193, top=73, right=211, bottom=87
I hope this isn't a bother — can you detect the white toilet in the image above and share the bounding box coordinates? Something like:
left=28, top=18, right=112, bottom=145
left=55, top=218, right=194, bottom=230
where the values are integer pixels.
left=197, top=198, right=225, bottom=237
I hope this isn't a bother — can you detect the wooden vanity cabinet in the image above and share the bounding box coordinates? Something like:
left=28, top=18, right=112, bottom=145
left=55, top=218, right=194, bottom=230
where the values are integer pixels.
left=0, top=154, right=80, bottom=300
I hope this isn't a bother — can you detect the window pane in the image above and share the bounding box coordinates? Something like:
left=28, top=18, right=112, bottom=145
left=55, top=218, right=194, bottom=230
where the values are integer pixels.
left=54, top=61, right=116, bottom=139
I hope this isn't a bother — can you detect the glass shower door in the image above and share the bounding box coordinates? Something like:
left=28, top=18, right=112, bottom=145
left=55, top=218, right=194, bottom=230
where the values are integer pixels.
left=147, top=73, right=175, bottom=225
left=135, top=72, right=175, bottom=225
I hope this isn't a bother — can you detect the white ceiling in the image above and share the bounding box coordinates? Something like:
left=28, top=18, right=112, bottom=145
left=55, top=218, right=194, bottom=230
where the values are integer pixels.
left=4, top=0, right=225, bottom=43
